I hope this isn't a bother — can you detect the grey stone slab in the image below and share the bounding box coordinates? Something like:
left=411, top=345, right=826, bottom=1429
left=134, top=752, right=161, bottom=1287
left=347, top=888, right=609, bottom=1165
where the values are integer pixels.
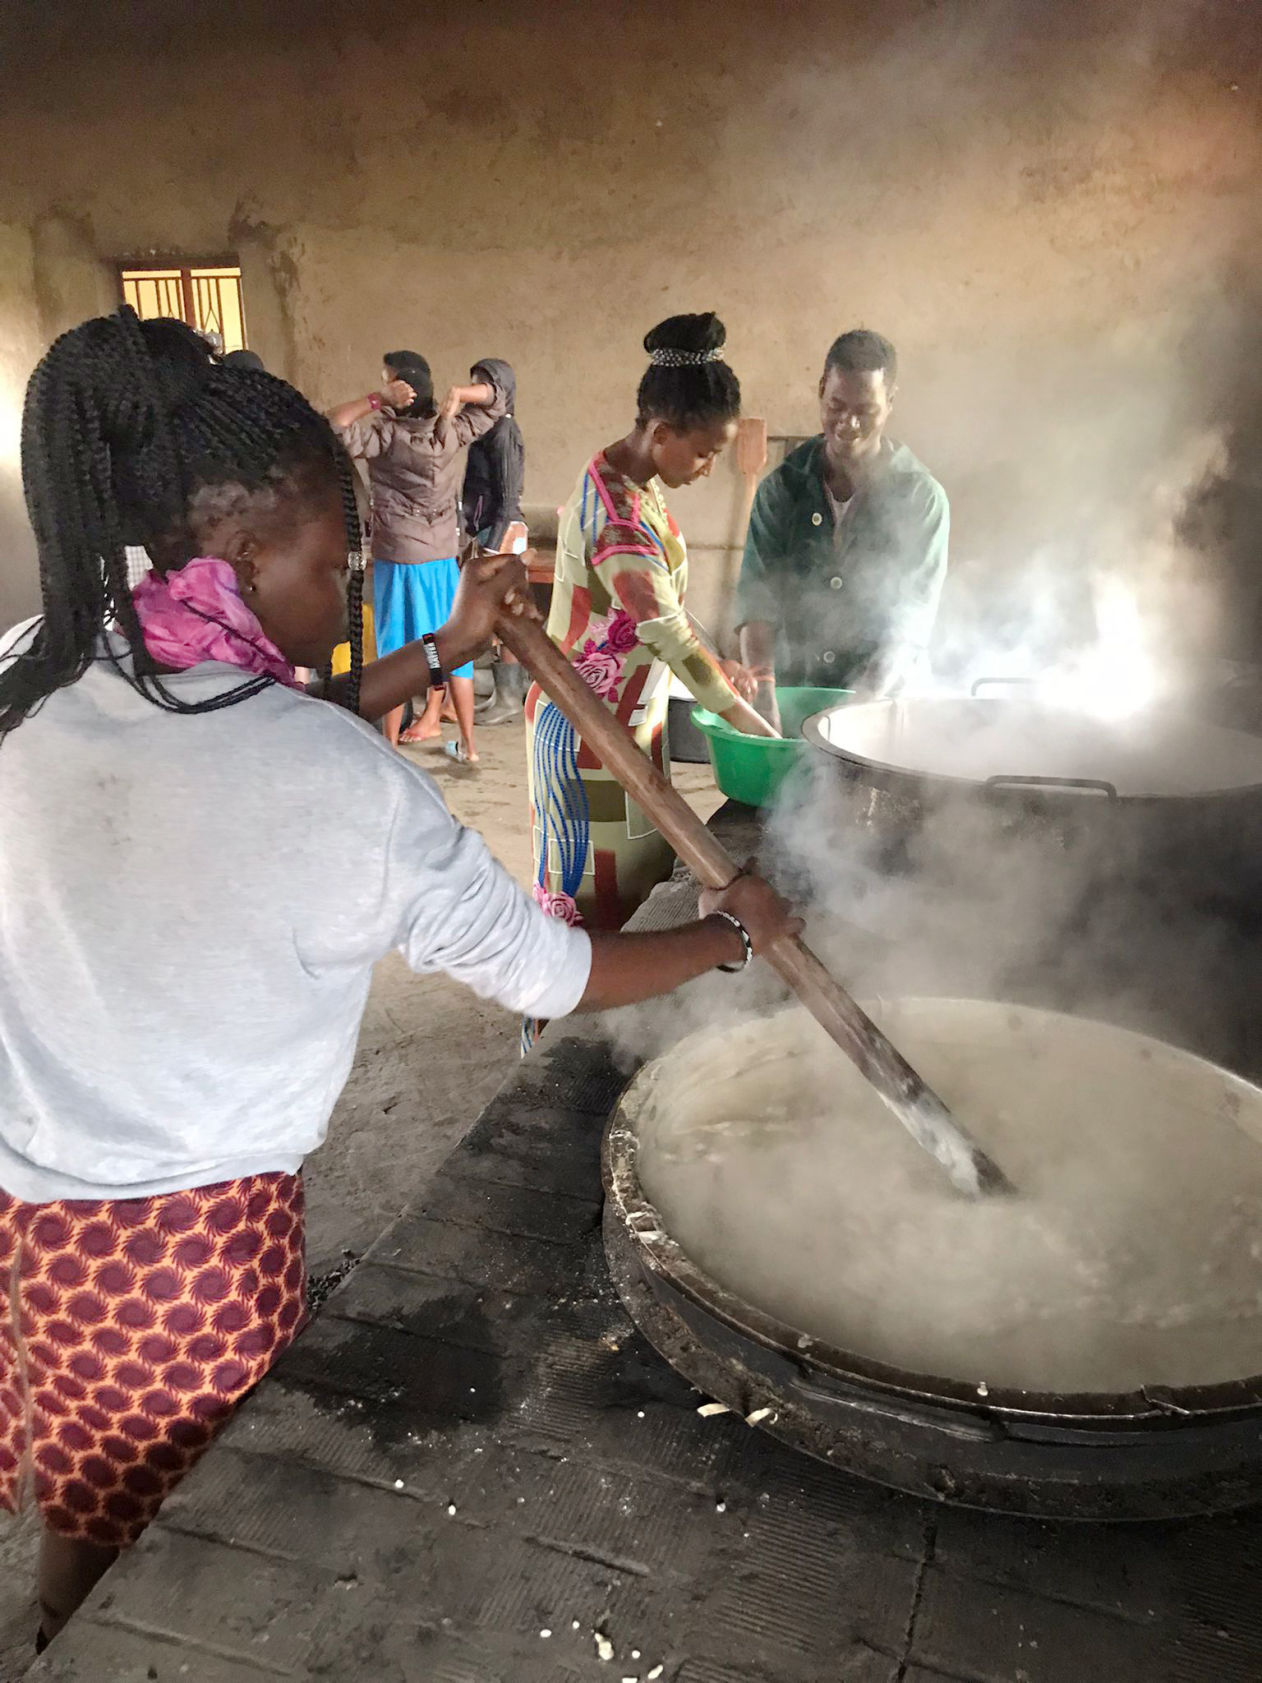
left=1167, top=1625, right=1262, bottom=1683
left=215, top=1371, right=501, bottom=1490
left=1166, top=1512, right=1262, bottom=1682
left=307, top=1623, right=594, bottom=1683
left=272, top=1308, right=514, bottom=1428
left=451, top=1533, right=660, bottom=1640
left=674, top=1644, right=899, bottom=1683
left=440, top=1128, right=605, bottom=1201
left=932, top=1505, right=1172, bottom=1623
left=695, top=1544, right=917, bottom=1671
left=87, top=1527, right=331, bottom=1673
left=514, top=1328, right=710, bottom=1445
left=512, top=1354, right=743, bottom=1490
left=910, top=1563, right=1166, bottom=1683
left=95, top=1460, right=698, bottom=1673
left=369, top=1211, right=587, bottom=1295
left=546, top=1270, right=641, bottom=1343
left=29, top=1619, right=290, bottom=1680
left=901, top=1670, right=982, bottom=1683
left=322, top=1258, right=542, bottom=1352
left=412, top=1172, right=602, bottom=1246
left=308, top=1612, right=633, bottom=1682
left=471, top=1035, right=625, bottom=1121
left=299, top=1531, right=666, bottom=1671
left=718, top=1441, right=931, bottom=1564
left=157, top=1444, right=460, bottom=1575
left=470, top=1449, right=726, bottom=1577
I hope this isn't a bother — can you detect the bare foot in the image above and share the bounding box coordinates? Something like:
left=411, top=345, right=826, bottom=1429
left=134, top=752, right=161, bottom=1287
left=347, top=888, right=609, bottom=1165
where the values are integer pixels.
left=399, top=723, right=442, bottom=745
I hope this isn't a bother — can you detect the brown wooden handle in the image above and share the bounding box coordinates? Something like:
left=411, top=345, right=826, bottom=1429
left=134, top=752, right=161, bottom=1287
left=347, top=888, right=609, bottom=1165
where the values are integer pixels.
left=738, top=474, right=759, bottom=545
left=735, top=416, right=769, bottom=477
left=498, top=615, right=741, bottom=891
left=498, top=614, right=1012, bottom=1198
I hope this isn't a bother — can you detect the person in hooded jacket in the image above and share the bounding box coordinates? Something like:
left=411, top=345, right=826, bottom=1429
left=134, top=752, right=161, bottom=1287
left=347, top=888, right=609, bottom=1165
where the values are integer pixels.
left=462, top=358, right=529, bottom=724
left=462, top=358, right=525, bottom=555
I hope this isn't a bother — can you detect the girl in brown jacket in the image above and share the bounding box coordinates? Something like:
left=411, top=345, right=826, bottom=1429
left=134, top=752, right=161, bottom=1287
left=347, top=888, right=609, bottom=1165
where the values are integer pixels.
left=331, top=353, right=507, bottom=758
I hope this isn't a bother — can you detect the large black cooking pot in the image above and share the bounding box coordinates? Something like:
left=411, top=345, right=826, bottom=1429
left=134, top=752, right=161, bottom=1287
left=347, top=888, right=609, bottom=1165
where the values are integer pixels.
left=603, top=1000, right=1262, bottom=1522
left=800, top=693, right=1262, bottom=910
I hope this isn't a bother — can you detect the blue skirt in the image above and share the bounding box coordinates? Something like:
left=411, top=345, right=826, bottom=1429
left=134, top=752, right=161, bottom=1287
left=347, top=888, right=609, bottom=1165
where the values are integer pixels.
left=372, top=557, right=473, bottom=679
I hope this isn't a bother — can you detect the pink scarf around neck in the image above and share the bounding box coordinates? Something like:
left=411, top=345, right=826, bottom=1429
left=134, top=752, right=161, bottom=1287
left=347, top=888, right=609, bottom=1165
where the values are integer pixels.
left=131, top=557, right=299, bottom=690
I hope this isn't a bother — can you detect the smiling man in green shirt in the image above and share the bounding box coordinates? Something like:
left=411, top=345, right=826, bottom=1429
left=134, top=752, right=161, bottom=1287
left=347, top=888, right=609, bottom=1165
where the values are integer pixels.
left=736, top=330, right=949, bottom=728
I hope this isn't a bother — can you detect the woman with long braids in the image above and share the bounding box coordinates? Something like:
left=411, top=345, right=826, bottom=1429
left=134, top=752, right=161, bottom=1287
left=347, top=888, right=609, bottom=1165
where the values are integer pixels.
left=0, top=308, right=800, bottom=1648
left=527, top=314, right=775, bottom=942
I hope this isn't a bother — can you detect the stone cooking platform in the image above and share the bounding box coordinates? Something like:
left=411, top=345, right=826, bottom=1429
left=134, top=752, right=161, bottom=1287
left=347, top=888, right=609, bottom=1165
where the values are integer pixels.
left=29, top=813, right=1262, bottom=1682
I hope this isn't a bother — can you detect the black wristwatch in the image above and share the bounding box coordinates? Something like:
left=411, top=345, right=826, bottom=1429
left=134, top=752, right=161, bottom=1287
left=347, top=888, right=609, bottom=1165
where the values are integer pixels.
left=421, top=632, right=446, bottom=690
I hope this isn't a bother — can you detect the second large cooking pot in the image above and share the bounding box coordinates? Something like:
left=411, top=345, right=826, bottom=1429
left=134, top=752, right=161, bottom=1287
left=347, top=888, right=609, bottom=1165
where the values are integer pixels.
left=801, top=695, right=1262, bottom=908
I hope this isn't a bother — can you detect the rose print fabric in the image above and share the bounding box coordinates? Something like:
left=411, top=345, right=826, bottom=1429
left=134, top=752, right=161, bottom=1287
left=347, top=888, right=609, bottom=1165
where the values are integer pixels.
left=526, top=453, right=736, bottom=937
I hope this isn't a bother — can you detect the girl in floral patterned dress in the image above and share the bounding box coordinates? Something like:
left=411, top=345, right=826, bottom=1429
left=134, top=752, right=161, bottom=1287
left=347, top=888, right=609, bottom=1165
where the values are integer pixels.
left=527, top=315, right=775, bottom=935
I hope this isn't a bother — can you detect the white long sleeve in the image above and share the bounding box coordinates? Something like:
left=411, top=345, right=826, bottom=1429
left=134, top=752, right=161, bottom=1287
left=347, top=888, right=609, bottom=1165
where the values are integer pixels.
left=0, top=627, right=590, bottom=1202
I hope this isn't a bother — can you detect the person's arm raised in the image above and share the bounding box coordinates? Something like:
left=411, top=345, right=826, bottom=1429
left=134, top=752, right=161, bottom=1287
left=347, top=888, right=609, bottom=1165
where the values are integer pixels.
left=326, top=379, right=416, bottom=433
left=438, top=381, right=495, bottom=419
left=437, top=381, right=508, bottom=450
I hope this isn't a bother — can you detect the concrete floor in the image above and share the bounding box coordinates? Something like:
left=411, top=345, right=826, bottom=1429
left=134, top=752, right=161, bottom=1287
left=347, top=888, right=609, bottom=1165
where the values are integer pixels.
left=0, top=714, right=722, bottom=1675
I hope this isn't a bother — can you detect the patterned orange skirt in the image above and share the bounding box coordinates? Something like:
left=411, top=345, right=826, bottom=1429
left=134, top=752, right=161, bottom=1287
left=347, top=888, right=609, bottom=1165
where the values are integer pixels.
left=0, top=1172, right=305, bottom=1548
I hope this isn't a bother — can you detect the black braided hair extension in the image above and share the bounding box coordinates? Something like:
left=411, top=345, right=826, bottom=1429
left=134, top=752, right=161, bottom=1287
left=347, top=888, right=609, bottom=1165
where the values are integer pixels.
left=338, top=454, right=365, bottom=719
left=3, top=306, right=356, bottom=736
left=635, top=313, right=741, bottom=432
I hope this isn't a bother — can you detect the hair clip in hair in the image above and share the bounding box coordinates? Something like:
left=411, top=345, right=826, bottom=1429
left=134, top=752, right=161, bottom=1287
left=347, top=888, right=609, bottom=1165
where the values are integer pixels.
left=348, top=549, right=367, bottom=573
left=648, top=348, right=724, bottom=368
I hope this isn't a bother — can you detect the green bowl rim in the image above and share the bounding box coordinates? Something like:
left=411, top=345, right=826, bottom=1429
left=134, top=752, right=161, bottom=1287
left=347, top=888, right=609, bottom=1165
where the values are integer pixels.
left=690, top=686, right=854, bottom=746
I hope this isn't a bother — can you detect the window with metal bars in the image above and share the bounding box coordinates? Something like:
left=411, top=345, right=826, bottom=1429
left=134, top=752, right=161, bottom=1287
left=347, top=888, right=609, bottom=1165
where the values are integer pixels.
left=119, top=263, right=248, bottom=354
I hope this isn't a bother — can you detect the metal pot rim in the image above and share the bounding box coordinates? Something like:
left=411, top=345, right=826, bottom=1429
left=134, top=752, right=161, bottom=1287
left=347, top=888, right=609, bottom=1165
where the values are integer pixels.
left=603, top=1040, right=1262, bottom=1430
left=801, top=700, right=1262, bottom=807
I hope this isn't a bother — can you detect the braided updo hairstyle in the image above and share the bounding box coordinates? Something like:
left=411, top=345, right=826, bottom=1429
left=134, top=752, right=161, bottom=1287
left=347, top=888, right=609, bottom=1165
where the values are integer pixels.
left=4, top=306, right=364, bottom=736
left=635, top=313, right=741, bottom=432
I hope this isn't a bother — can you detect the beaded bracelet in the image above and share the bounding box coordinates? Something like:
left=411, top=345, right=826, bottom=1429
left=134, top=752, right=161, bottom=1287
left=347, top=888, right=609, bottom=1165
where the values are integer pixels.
left=421, top=632, right=446, bottom=690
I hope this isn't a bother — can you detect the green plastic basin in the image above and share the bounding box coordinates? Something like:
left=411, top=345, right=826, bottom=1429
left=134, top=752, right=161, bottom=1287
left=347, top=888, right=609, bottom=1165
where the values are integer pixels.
left=691, top=687, right=854, bottom=807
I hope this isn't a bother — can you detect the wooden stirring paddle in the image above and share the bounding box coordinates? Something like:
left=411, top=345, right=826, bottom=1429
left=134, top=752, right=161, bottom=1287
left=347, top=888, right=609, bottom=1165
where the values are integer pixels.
left=498, top=613, right=1013, bottom=1199
left=735, top=417, right=769, bottom=538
